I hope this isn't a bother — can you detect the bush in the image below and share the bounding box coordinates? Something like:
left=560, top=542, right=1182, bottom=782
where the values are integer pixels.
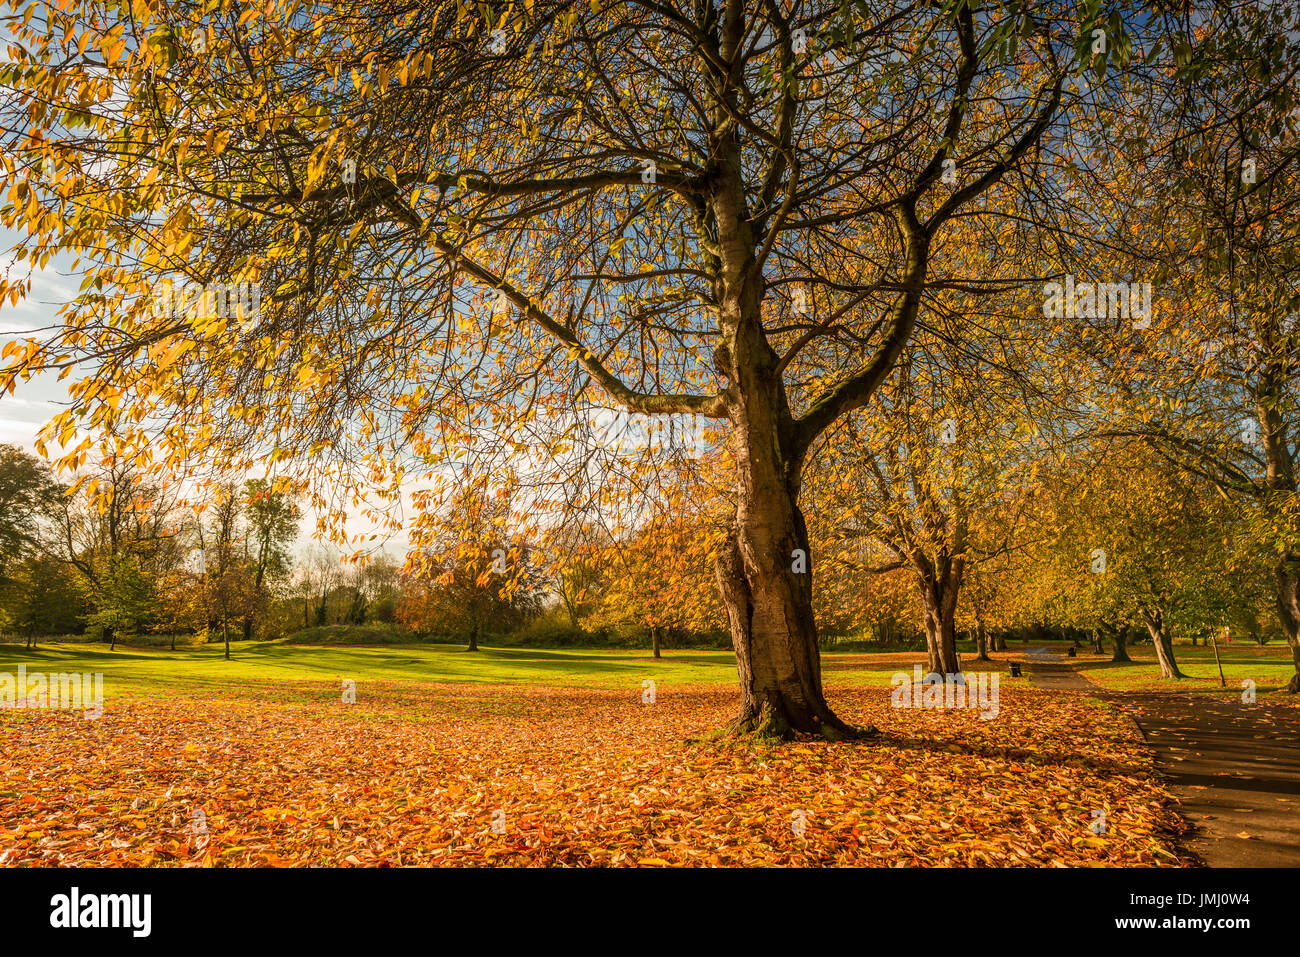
left=286, top=623, right=419, bottom=644
left=510, top=613, right=604, bottom=647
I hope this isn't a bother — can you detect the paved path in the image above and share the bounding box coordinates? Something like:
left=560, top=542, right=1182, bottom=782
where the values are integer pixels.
left=1015, top=651, right=1300, bottom=866
left=1120, top=693, right=1300, bottom=867
left=1022, top=649, right=1097, bottom=691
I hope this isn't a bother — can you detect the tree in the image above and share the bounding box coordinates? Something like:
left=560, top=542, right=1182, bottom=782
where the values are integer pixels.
left=240, top=478, right=300, bottom=638
left=0, top=0, right=1087, bottom=738
left=1066, top=3, right=1300, bottom=689
left=1, top=554, right=88, bottom=648
left=52, top=460, right=184, bottom=646
left=807, top=291, right=1050, bottom=677
left=402, top=476, right=540, bottom=648
left=86, top=553, right=157, bottom=650
left=1021, top=445, right=1248, bottom=679
left=0, top=444, right=58, bottom=578
left=591, top=511, right=725, bottom=656
left=152, top=566, right=206, bottom=650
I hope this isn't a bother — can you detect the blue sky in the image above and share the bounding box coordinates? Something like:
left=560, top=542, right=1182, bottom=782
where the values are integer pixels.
left=0, top=227, right=75, bottom=452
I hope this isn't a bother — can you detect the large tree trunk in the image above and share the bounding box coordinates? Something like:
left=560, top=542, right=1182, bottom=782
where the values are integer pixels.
left=1110, top=626, right=1131, bottom=662
left=703, top=96, right=915, bottom=741
left=466, top=619, right=479, bottom=652
left=1139, top=606, right=1184, bottom=679
left=708, top=239, right=863, bottom=740
left=715, top=521, right=858, bottom=739
left=1274, top=559, right=1300, bottom=692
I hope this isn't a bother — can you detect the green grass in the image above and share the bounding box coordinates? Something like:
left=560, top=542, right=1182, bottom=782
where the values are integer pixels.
left=1073, top=641, right=1296, bottom=692
left=0, top=639, right=740, bottom=700
left=0, top=639, right=1015, bottom=702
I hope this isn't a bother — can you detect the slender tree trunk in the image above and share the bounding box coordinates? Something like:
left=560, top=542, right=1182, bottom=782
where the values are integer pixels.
left=651, top=625, right=661, bottom=659
left=466, top=619, right=479, bottom=652
left=975, top=618, right=990, bottom=661
left=992, top=631, right=1006, bottom=652
left=1091, top=628, right=1103, bottom=654
left=1274, top=559, right=1300, bottom=692
left=919, top=570, right=963, bottom=676
left=1140, top=607, right=1184, bottom=678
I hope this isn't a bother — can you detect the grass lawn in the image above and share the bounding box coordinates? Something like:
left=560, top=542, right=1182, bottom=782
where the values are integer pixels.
left=0, top=638, right=1011, bottom=702
left=1070, top=642, right=1297, bottom=693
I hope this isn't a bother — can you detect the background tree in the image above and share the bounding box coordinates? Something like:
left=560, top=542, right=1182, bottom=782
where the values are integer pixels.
left=240, top=478, right=300, bottom=638
left=1065, top=2, right=1300, bottom=689
left=0, top=443, right=59, bottom=577
left=403, top=476, right=540, bottom=649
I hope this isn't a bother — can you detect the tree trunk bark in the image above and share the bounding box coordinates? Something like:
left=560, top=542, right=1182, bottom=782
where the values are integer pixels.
left=992, top=631, right=1006, bottom=652
left=1140, top=607, right=1184, bottom=678
left=715, top=524, right=862, bottom=740
left=1110, top=627, right=1131, bottom=662
left=651, top=626, right=661, bottom=659
left=975, top=618, right=990, bottom=661
left=467, top=619, right=479, bottom=652
left=919, top=571, right=963, bottom=676
left=1091, top=628, right=1103, bottom=654
left=703, top=102, right=908, bottom=741
left=1274, top=559, right=1300, bottom=692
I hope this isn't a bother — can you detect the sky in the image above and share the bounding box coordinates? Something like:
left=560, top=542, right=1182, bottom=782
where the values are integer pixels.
left=0, top=227, right=410, bottom=561
left=0, top=229, right=77, bottom=451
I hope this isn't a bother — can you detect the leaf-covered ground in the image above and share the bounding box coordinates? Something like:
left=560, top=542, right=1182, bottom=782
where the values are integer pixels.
left=0, top=677, right=1192, bottom=866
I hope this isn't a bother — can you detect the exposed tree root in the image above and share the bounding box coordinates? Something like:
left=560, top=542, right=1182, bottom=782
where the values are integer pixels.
left=691, top=701, right=880, bottom=745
